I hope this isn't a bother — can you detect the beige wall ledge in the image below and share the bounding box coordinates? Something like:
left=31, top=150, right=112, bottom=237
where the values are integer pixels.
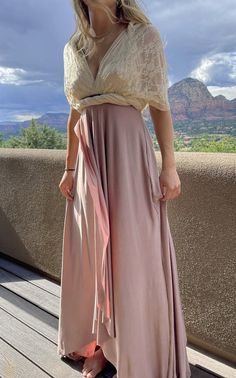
left=0, top=148, right=235, bottom=365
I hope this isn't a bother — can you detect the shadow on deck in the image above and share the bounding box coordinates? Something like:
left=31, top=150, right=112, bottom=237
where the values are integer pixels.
left=0, top=255, right=234, bottom=378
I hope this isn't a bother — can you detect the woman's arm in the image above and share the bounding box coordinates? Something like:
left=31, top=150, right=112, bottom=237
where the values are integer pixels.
left=65, top=106, right=81, bottom=169
left=149, top=106, right=175, bottom=169
left=59, top=106, right=81, bottom=200
left=149, top=105, right=181, bottom=201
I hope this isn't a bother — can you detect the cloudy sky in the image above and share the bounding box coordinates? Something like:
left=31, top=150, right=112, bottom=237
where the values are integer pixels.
left=0, top=0, right=235, bottom=122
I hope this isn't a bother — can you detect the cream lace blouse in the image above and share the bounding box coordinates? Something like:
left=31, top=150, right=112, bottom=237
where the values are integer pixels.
left=63, top=21, right=170, bottom=114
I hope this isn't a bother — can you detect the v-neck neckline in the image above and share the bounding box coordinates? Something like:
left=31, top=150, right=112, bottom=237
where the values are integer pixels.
left=82, top=22, right=131, bottom=83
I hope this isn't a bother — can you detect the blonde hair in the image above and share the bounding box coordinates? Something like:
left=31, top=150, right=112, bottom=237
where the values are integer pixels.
left=70, top=0, right=151, bottom=56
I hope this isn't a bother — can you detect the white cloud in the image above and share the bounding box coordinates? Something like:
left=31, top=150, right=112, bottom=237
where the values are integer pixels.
left=191, top=58, right=214, bottom=83
left=0, top=66, right=44, bottom=85
left=14, top=113, right=43, bottom=121
left=14, top=113, right=42, bottom=122
left=207, top=86, right=236, bottom=100
left=191, top=52, right=236, bottom=83
left=1, top=0, right=236, bottom=121
left=191, top=51, right=236, bottom=99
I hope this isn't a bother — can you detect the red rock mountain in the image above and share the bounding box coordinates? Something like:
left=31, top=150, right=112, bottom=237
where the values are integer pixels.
left=168, top=77, right=236, bottom=121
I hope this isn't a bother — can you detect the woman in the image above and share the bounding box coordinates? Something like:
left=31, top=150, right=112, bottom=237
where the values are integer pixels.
left=57, top=1, right=191, bottom=377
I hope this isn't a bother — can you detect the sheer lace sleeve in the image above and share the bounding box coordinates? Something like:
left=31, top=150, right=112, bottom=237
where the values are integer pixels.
left=63, top=42, right=81, bottom=113
left=138, top=24, right=171, bottom=111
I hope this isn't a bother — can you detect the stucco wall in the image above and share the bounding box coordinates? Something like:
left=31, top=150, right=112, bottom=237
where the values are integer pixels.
left=0, top=148, right=235, bottom=364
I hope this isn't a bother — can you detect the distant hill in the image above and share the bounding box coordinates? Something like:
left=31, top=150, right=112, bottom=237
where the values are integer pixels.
left=0, top=113, right=69, bottom=139
left=169, top=77, right=236, bottom=121
left=0, top=77, right=235, bottom=139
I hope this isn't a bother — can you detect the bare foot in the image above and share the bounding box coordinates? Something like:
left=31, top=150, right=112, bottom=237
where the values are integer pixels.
left=66, top=351, right=84, bottom=361
left=82, top=348, right=107, bottom=377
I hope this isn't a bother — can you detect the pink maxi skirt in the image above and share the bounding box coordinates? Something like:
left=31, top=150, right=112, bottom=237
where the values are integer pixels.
left=57, top=102, right=191, bottom=378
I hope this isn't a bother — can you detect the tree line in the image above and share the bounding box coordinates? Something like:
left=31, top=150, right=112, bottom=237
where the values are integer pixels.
left=0, top=119, right=235, bottom=152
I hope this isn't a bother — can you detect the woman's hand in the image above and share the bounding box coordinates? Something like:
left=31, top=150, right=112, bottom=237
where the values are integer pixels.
left=59, top=171, right=75, bottom=201
left=159, top=167, right=181, bottom=201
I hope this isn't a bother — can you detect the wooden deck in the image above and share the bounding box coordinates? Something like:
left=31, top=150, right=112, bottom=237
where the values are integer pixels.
left=0, top=255, right=234, bottom=378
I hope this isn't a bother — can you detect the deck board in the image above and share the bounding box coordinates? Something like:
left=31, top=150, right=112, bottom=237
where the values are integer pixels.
left=0, top=268, right=58, bottom=317
left=0, top=255, right=234, bottom=378
left=0, top=257, right=60, bottom=296
left=0, top=337, right=49, bottom=378
left=0, top=285, right=58, bottom=343
left=0, top=307, right=84, bottom=378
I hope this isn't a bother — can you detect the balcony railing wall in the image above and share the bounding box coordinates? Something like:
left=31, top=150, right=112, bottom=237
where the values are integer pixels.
left=0, top=148, right=235, bottom=364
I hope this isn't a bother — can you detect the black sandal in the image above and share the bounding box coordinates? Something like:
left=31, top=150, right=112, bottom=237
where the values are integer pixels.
left=63, top=352, right=84, bottom=361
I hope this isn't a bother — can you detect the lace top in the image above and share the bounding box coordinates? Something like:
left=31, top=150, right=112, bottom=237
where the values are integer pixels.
left=63, top=21, right=170, bottom=114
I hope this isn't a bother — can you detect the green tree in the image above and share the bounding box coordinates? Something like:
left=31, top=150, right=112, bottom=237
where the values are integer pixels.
left=190, top=134, right=236, bottom=152
left=3, top=119, right=66, bottom=149
left=0, top=132, right=4, bottom=147
left=151, top=132, right=236, bottom=153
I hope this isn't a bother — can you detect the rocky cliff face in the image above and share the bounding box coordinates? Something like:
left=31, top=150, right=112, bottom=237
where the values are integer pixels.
left=168, top=77, right=236, bottom=121
left=1, top=78, right=235, bottom=139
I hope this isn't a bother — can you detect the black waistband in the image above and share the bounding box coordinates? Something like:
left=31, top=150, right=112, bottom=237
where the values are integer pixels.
left=80, top=93, right=102, bottom=100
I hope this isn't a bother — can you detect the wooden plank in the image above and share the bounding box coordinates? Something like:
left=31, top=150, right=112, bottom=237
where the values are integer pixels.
left=0, top=258, right=233, bottom=378
left=0, top=337, right=49, bottom=378
left=0, top=256, right=60, bottom=296
left=0, top=268, right=59, bottom=317
left=0, top=286, right=58, bottom=343
left=187, top=346, right=235, bottom=378
left=0, top=307, right=84, bottom=378
left=0, top=308, right=117, bottom=378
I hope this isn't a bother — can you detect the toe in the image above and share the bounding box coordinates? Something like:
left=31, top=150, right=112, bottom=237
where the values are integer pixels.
left=87, top=372, right=97, bottom=378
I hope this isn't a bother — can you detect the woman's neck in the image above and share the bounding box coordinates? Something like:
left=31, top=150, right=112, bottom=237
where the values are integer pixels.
left=87, top=4, right=118, bottom=35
